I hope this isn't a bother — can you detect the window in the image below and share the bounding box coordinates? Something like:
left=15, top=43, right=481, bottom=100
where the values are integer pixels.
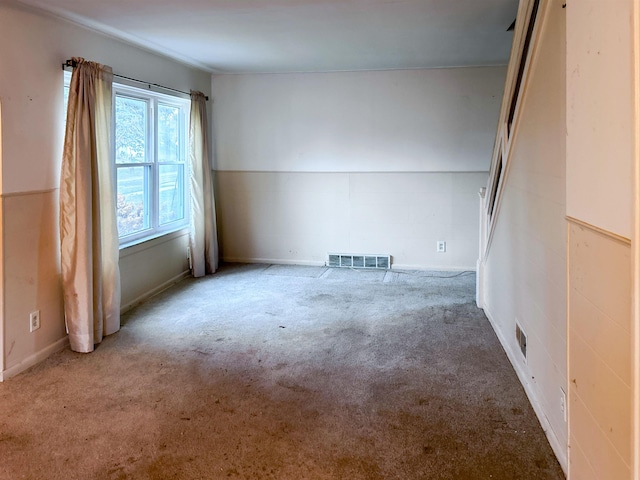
left=63, top=71, right=71, bottom=119
left=64, top=73, right=190, bottom=246
left=507, top=0, right=540, bottom=137
left=487, top=152, right=503, bottom=219
left=114, top=85, right=190, bottom=244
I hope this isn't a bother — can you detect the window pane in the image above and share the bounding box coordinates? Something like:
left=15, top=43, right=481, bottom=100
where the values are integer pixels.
left=158, top=104, right=181, bottom=163
left=117, top=166, right=150, bottom=236
left=115, top=96, right=147, bottom=164
left=63, top=86, right=69, bottom=121
left=159, top=164, right=185, bottom=225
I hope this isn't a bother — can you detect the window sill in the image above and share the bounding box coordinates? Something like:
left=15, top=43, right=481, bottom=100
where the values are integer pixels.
left=119, top=227, right=190, bottom=259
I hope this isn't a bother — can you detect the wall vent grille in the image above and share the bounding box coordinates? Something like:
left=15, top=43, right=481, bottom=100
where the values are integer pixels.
left=327, top=253, right=391, bottom=270
left=515, top=322, right=527, bottom=360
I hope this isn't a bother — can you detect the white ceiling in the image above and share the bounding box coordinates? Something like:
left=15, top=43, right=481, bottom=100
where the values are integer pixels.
left=16, top=0, right=518, bottom=74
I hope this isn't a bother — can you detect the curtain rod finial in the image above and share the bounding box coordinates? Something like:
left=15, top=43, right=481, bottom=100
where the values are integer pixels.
left=63, top=59, right=77, bottom=70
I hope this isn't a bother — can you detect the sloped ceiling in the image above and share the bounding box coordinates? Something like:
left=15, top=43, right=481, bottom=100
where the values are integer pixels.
left=14, top=0, right=518, bottom=73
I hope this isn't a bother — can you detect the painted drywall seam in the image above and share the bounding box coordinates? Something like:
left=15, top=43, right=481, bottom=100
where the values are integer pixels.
left=213, top=170, right=492, bottom=175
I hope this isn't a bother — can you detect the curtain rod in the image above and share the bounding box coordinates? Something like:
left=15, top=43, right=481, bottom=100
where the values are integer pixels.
left=62, top=59, right=209, bottom=101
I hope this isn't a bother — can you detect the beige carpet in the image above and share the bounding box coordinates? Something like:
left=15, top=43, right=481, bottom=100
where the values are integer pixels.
left=0, top=263, right=564, bottom=479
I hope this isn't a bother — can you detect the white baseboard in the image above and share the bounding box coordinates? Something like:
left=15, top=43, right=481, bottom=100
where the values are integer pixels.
left=1, top=336, right=69, bottom=382
left=223, top=257, right=477, bottom=272
left=120, top=270, right=191, bottom=314
left=222, top=257, right=326, bottom=267
left=483, top=305, right=568, bottom=475
left=392, top=263, right=477, bottom=272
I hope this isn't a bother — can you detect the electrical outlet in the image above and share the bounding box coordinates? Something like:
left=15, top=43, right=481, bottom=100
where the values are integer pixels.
left=437, top=241, right=446, bottom=253
left=29, top=310, right=40, bottom=332
left=560, top=388, right=567, bottom=422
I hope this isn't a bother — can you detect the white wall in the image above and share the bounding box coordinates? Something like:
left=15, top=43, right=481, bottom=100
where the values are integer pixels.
left=212, top=68, right=505, bottom=269
left=482, top=0, right=567, bottom=470
left=213, top=68, right=505, bottom=173
left=119, top=231, right=190, bottom=312
left=217, top=171, right=486, bottom=270
left=566, top=1, right=634, bottom=478
left=567, top=222, right=631, bottom=479
left=1, top=3, right=212, bottom=197
left=566, top=0, right=633, bottom=238
left=0, top=2, right=210, bottom=377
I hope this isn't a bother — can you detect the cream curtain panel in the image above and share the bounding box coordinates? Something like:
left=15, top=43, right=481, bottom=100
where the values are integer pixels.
left=189, top=91, right=218, bottom=277
left=60, top=57, right=121, bottom=353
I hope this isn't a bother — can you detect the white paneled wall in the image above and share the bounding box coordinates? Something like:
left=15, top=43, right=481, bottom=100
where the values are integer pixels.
left=565, top=0, right=635, bottom=478
left=568, top=222, right=631, bottom=479
left=119, top=231, right=190, bottom=312
left=216, top=171, right=486, bottom=270
left=212, top=67, right=505, bottom=270
left=566, top=0, right=634, bottom=239
left=481, top=0, right=567, bottom=470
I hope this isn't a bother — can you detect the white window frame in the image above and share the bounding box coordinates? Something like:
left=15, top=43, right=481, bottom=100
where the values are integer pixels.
left=113, top=84, right=190, bottom=247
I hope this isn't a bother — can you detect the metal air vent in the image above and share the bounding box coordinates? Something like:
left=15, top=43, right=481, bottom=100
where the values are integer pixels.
left=516, top=322, right=527, bottom=360
left=327, top=253, right=391, bottom=270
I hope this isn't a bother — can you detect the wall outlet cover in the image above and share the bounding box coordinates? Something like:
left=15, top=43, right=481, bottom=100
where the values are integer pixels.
left=29, top=310, right=40, bottom=332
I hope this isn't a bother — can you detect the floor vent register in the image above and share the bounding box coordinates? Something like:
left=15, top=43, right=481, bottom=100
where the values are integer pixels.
left=327, top=253, right=391, bottom=270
